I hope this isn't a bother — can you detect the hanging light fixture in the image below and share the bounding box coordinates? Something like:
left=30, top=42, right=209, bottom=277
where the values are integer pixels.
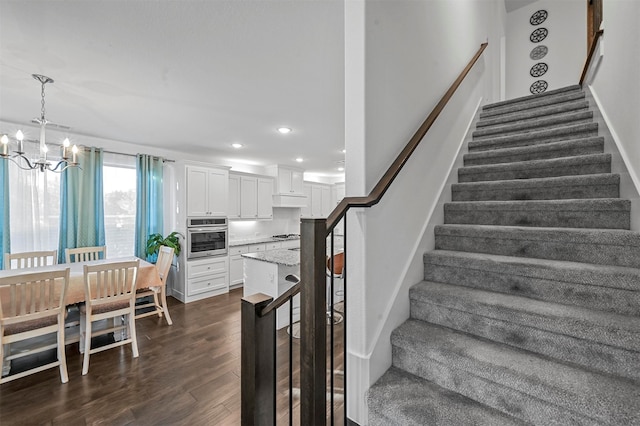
left=0, top=74, right=79, bottom=172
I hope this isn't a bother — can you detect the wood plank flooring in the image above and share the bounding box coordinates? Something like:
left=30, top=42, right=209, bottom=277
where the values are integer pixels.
left=0, top=288, right=345, bottom=425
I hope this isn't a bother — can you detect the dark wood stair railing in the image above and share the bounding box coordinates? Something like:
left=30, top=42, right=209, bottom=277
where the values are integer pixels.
left=241, top=42, right=488, bottom=426
left=580, top=28, right=604, bottom=85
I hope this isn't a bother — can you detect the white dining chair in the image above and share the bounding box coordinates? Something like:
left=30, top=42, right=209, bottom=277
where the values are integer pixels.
left=0, top=268, right=70, bottom=384
left=65, top=246, right=106, bottom=263
left=4, top=250, right=58, bottom=270
left=80, top=259, right=139, bottom=375
left=135, top=246, right=174, bottom=325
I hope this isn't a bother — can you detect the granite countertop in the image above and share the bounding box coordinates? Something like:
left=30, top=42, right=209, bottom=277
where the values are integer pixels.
left=229, top=237, right=300, bottom=247
left=242, top=249, right=300, bottom=266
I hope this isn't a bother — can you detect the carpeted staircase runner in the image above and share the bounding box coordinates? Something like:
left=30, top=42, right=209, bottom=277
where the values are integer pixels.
left=367, top=85, right=640, bottom=425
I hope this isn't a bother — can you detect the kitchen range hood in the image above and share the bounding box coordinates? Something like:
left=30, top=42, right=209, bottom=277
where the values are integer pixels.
left=272, top=193, right=308, bottom=208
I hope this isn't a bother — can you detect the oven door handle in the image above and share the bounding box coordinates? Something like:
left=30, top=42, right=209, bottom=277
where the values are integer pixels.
left=188, top=227, right=226, bottom=233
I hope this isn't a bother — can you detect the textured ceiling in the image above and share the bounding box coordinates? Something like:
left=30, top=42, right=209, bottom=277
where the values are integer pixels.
left=0, top=1, right=345, bottom=176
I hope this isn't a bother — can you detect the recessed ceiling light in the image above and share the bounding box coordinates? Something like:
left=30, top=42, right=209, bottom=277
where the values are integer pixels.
left=338, top=167, right=344, bottom=171
left=342, top=149, right=346, bottom=154
left=231, top=143, right=243, bottom=149
left=295, top=157, right=304, bottom=163
left=278, top=127, right=292, bottom=134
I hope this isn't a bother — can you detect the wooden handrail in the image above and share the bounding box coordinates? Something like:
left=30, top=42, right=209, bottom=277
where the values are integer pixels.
left=580, top=29, right=604, bottom=85
left=260, top=282, right=301, bottom=317
left=326, top=42, right=488, bottom=232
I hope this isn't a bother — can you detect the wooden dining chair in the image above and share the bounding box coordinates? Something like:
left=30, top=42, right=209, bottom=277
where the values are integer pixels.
left=135, top=246, right=174, bottom=326
left=4, top=250, right=58, bottom=270
left=0, top=268, right=70, bottom=384
left=65, top=246, right=107, bottom=263
left=80, top=259, right=139, bottom=375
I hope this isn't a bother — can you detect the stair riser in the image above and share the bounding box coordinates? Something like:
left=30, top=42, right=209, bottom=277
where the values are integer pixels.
left=458, top=160, right=611, bottom=183
left=452, top=182, right=618, bottom=201
left=477, top=101, right=589, bottom=128
left=443, top=207, right=630, bottom=229
left=473, top=116, right=593, bottom=140
left=434, top=232, right=640, bottom=268
left=469, top=126, right=599, bottom=153
left=410, top=300, right=640, bottom=381
left=463, top=139, right=604, bottom=166
left=423, top=261, right=640, bottom=316
left=392, top=346, right=598, bottom=425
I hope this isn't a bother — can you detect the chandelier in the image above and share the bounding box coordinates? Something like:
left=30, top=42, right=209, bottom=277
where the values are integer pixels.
left=0, top=74, right=79, bottom=172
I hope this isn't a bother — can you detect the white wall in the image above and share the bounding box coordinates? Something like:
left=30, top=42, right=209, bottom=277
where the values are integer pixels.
left=506, top=0, right=586, bottom=98
left=587, top=0, right=640, bottom=230
left=344, top=1, right=505, bottom=423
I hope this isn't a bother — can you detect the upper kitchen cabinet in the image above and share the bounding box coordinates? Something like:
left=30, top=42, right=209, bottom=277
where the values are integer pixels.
left=266, top=165, right=308, bottom=208
left=228, top=171, right=274, bottom=220
left=301, top=181, right=332, bottom=218
left=186, top=165, right=229, bottom=217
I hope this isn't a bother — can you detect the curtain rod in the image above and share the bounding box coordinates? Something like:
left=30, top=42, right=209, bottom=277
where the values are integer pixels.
left=19, top=137, right=175, bottom=163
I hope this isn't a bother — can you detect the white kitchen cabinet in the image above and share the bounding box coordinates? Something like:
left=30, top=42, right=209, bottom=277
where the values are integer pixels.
left=257, top=178, right=274, bottom=219
left=229, top=246, right=249, bottom=288
left=279, top=239, right=299, bottom=249
left=240, top=176, right=258, bottom=218
left=185, top=256, right=229, bottom=302
left=301, top=182, right=332, bottom=218
left=229, top=172, right=274, bottom=220
left=228, top=240, right=287, bottom=287
left=228, top=174, right=241, bottom=219
left=267, top=165, right=304, bottom=195
left=186, top=165, right=228, bottom=217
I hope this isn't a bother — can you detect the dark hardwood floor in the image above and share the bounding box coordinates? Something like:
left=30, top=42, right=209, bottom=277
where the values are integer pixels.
left=0, top=288, right=345, bottom=425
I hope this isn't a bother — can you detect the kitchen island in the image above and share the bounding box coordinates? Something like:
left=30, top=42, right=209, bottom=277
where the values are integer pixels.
left=242, top=248, right=300, bottom=329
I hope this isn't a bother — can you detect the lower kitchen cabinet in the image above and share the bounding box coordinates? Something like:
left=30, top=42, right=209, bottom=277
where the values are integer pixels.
left=185, top=256, right=229, bottom=302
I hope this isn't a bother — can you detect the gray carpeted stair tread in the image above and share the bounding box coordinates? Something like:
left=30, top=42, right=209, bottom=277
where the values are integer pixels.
left=410, top=281, right=640, bottom=380
left=392, top=320, right=640, bottom=425
left=367, top=367, right=525, bottom=426
left=423, top=249, right=640, bottom=308
left=480, top=91, right=586, bottom=119
left=473, top=110, right=594, bottom=139
left=443, top=198, right=630, bottom=229
left=411, top=280, right=640, bottom=351
left=451, top=173, right=620, bottom=201
left=458, top=153, right=611, bottom=183
left=463, top=136, right=604, bottom=166
left=468, top=122, right=598, bottom=152
left=482, top=85, right=582, bottom=111
left=434, top=224, right=640, bottom=268
left=476, top=99, right=589, bottom=128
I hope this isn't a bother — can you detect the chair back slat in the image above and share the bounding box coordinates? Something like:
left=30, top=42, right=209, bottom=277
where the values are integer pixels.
left=0, top=269, right=70, bottom=322
left=4, top=251, right=58, bottom=270
left=156, top=246, right=175, bottom=283
left=83, top=260, right=139, bottom=307
left=65, top=246, right=106, bottom=264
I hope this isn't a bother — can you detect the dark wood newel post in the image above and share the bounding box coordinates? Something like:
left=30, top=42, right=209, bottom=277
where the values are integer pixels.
left=241, top=293, right=276, bottom=426
left=300, top=218, right=328, bottom=425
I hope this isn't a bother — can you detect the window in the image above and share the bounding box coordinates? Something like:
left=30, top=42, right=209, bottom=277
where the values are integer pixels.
left=103, top=153, right=136, bottom=257
left=8, top=161, right=60, bottom=253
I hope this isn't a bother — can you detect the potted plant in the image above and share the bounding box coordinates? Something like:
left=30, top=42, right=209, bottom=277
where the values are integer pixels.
left=145, top=231, right=183, bottom=263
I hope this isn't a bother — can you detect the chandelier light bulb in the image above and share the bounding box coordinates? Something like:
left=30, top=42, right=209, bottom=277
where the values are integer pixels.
left=62, top=137, right=70, bottom=159
left=16, top=130, right=24, bottom=153
left=72, top=144, right=78, bottom=164
left=1, top=135, right=7, bottom=156
left=278, top=127, right=292, bottom=134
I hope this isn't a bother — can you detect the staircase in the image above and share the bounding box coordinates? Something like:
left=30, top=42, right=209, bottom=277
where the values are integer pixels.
left=367, top=85, right=640, bottom=425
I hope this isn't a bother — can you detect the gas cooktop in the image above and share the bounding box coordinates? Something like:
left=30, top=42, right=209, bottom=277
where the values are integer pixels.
left=272, top=234, right=301, bottom=240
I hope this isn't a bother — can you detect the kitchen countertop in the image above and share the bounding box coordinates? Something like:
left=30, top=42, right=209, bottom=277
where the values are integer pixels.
left=242, top=248, right=300, bottom=266
left=229, top=237, right=300, bottom=247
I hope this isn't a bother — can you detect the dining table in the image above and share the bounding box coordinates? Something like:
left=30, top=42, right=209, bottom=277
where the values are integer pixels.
left=0, top=256, right=161, bottom=310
